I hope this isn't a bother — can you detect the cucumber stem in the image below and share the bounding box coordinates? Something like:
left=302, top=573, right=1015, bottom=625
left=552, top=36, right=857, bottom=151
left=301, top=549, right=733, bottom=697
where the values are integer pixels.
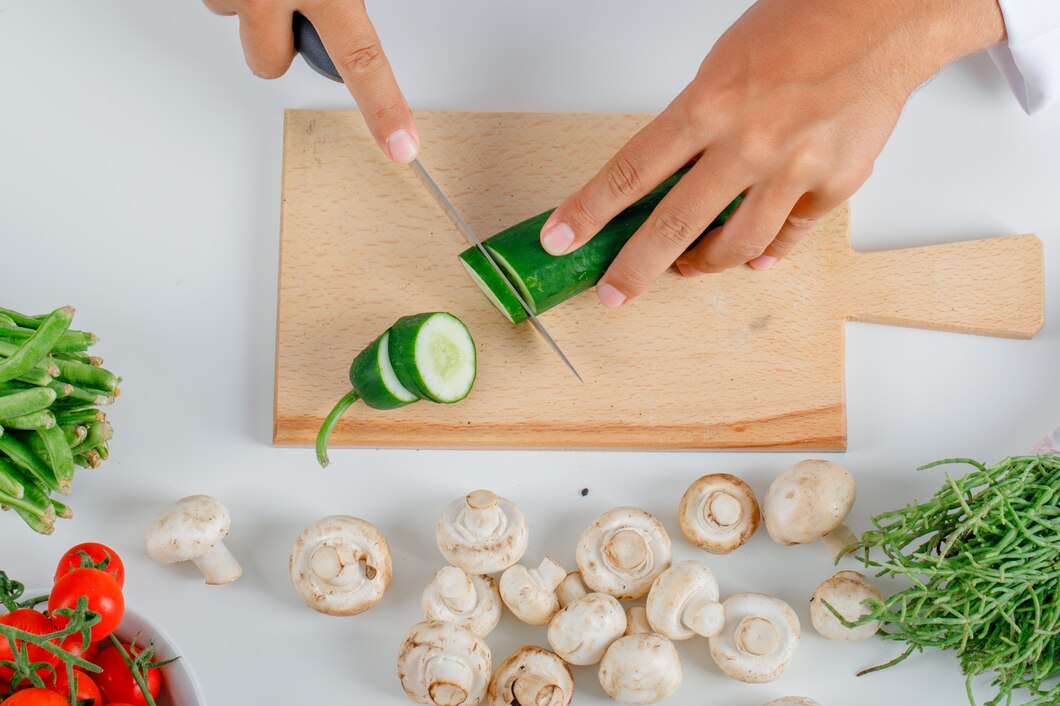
left=316, top=390, right=360, bottom=469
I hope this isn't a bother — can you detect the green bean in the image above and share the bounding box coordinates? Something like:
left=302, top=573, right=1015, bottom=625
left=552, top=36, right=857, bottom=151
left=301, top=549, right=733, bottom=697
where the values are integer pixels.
left=0, top=432, right=62, bottom=494
left=15, top=368, right=56, bottom=387
left=0, top=387, right=56, bottom=419
left=82, top=450, right=102, bottom=469
left=0, top=308, right=44, bottom=329
left=0, top=458, right=53, bottom=515
left=51, top=356, right=117, bottom=394
left=61, top=384, right=111, bottom=405
left=49, top=496, right=72, bottom=519
left=37, top=425, right=73, bottom=483
left=0, top=410, right=56, bottom=430
left=96, top=442, right=108, bottom=461
left=60, top=424, right=88, bottom=446
left=70, top=422, right=111, bottom=457
left=0, top=313, right=16, bottom=327
left=0, top=306, right=74, bottom=383
left=0, top=457, right=25, bottom=499
left=53, top=409, right=104, bottom=426
left=0, top=488, right=47, bottom=518
left=72, top=454, right=89, bottom=469
left=0, top=326, right=96, bottom=353
left=8, top=502, right=53, bottom=534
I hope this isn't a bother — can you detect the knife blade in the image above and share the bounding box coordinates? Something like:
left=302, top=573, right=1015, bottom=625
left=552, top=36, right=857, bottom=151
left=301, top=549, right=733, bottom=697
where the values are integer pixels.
left=292, top=13, right=583, bottom=382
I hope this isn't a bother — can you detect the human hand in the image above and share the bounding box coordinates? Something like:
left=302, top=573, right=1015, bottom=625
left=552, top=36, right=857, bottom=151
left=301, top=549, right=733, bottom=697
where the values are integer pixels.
left=202, top=0, right=418, bottom=163
left=541, top=0, right=1006, bottom=308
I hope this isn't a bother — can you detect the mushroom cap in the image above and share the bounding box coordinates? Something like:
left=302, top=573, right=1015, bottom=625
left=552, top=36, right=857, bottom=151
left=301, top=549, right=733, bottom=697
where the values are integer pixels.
left=487, top=646, right=573, bottom=706
left=810, top=570, right=883, bottom=641
left=422, top=567, right=502, bottom=638
left=708, top=593, right=800, bottom=684
left=764, top=699, right=820, bottom=706
left=547, top=586, right=627, bottom=665
left=598, top=617, right=682, bottom=705
left=576, top=507, right=673, bottom=600
left=398, top=621, right=492, bottom=706
left=436, top=490, right=529, bottom=574
left=646, top=560, right=724, bottom=640
left=763, top=460, right=856, bottom=545
left=499, top=557, right=565, bottom=626
left=289, top=515, right=392, bottom=616
left=146, top=495, right=231, bottom=564
left=678, top=474, right=760, bottom=554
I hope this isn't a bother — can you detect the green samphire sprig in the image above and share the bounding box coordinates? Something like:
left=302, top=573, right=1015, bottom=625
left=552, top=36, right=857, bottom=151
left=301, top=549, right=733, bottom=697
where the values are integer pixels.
left=848, top=454, right=1060, bottom=706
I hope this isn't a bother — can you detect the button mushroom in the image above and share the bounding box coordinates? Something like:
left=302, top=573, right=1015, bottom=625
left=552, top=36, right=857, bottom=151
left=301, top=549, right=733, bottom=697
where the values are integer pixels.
left=763, top=459, right=856, bottom=559
left=810, top=570, right=884, bottom=641
left=437, top=490, right=529, bottom=575
left=598, top=607, right=682, bottom=705
left=547, top=571, right=627, bottom=665
left=499, top=557, right=566, bottom=626
left=289, top=515, right=392, bottom=616
left=764, top=699, right=820, bottom=706
left=708, top=593, right=800, bottom=683
left=575, top=507, right=672, bottom=600
left=678, top=473, right=760, bottom=554
left=145, top=495, right=243, bottom=585
left=398, top=621, right=492, bottom=706
left=422, top=566, right=502, bottom=637
left=645, top=560, right=725, bottom=640
left=487, top=646, right=573, bottom=706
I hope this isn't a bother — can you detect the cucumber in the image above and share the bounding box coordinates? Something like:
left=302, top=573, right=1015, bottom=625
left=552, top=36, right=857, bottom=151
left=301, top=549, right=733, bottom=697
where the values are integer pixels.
left=459, top=170, right=743, bottom=320
left=315, top=312, right=477, bottom=467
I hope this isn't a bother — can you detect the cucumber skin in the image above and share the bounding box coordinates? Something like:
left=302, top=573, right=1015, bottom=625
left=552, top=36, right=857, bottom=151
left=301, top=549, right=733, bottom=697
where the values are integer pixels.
left=349, top=333, right=418, bottom=410
left=386, top=313, right=445, bottom=403
left=460, top=170, right=743, bottom=317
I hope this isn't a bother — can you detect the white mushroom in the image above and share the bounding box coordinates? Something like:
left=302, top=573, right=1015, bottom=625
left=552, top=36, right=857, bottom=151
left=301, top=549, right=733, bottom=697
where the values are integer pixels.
left=679, top=474, right=760, bottom=554
left=810, top=570, right=884, bottom=641
left=646, top=560, right=725, bottom=640
left=499, top=557, right=566, bottom=626
left=422, top=566, right=502, bottom=637
left=575, top=507, right=672, bottom=600
left=598, top=607, right=682, bottom=705
left=398, top=621, right=492, bottom=706
left=437, top=490, right=529, bottom=574
left=763, top=459, right=856, bottom=558
left=145, top=495, right=242, bottom=585
left=764, top=699, right=820, bottom=706
left=708, top=593, right=800, bottom=683
left=547, top=571, right=627, bottom=665
left=487, top=646, right=573, bottom=706
left=289, top=515, right=392, bottom=616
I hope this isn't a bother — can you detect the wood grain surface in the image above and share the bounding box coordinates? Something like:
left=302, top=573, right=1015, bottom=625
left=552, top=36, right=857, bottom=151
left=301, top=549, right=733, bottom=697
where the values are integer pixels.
left=275, top=110, right=1044, bottom=450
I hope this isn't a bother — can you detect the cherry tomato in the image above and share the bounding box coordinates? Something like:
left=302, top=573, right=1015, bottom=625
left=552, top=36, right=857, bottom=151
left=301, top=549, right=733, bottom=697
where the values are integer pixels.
left=1, top=687, right=69, bottom=705
left=43, top=668, right=102, bottom=705
left=0, top=609, right=60, bottom=687
left=94, top=642, right=162, bottom=706
left=48, top=569, right=124, bottom=643
left=57, top=632, right=99, bottom=663
left=54, top=543, right=125, bottom=589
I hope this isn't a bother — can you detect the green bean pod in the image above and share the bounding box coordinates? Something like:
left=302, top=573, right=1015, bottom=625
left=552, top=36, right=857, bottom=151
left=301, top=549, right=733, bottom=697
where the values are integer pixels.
left=0, top=410, right=56, bottom=430
left=61, top=424, right=88, bottom=446
left=54, top=409, right=104, bottom=426
left=37, top=425, right=74, bottom=483
left=0, top=307, right=74, bottom=383
left=15, top=368, right=56, bottom=387
left=0, top=387, right=57, bottom=419
left=0, top=432, right=62, bottom=494
left=0, top=326, right=96, bottom=353
left=51, top=356, right=118, bottom=394
left=0, top=457, right=25, bottom=499
left=0, top=308, right=44, bottom=329
left=70, top=422, right=112, bottom=457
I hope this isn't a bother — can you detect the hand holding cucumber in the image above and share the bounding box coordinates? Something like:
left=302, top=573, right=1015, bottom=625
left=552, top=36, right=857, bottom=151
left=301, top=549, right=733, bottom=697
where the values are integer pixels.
left=541, top=0, right=1007, bottom=308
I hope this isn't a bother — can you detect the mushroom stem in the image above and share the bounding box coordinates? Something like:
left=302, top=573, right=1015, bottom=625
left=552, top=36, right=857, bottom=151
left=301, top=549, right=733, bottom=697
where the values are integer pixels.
left=823, top=523, right=858, bottom=561
left=604, top=528, right=649, bottom=572
left=555, top=572, right=587, bottom=608
left=457, top=489, right=504, bottom=539
left=736, top=616, right=779, bottom=656
left=512, top=674, right=563, bottom=706
left=435, top=566, right=477, bottom=613
left=705, top=490, right=743, bottom=527
left=626, top=606, right=652, bottom=635
left=190, top=540, right=242, bottom=585
left=537, top=557, right=566, bottom=593
left=424, top=655, right=473, bottom=706
left=682, top=592, right=725, bottom=638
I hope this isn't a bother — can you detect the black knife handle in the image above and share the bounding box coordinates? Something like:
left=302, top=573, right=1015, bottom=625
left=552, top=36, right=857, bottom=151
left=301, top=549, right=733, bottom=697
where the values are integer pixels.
left=292, top=12, right=343, bottom=83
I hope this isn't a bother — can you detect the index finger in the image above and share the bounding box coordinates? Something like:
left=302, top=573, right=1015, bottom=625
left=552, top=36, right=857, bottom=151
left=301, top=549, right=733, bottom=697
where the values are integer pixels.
left=305, top=1, right=418, bottom=163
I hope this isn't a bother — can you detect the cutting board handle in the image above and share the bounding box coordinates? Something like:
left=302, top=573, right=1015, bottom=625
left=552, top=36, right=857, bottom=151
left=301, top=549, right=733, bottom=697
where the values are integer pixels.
left=842, top=234, right=1044, bottom=338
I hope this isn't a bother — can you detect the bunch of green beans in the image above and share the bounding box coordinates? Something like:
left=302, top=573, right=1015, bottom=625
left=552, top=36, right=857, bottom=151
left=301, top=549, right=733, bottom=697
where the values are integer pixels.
left=846, top=454, right=1060, bottom=705
left=0, top=306, right=119, bottom=535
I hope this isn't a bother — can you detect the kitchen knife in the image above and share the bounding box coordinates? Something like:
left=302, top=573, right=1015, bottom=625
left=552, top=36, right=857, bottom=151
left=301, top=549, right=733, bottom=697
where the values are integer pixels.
left=292, top=13, right=584, bottom=382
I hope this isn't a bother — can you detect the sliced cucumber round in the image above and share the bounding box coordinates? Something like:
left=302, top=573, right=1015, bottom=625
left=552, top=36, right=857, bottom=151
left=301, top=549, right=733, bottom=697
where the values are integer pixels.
left=350, top=331, right=419, bottom=410
left=387, top=313, right=476, bottom=404
left=458, top=247, right=528, bottom=324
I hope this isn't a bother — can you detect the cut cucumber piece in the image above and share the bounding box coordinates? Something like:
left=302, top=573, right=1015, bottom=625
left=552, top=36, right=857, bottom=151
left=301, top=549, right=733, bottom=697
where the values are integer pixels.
left=388, top=313, right=476, bottom=404
left=459, top=169, right=743, bottom=320
left=350, top=331, right=419, bottom=410
left=458, top=247, right=528, bottom=324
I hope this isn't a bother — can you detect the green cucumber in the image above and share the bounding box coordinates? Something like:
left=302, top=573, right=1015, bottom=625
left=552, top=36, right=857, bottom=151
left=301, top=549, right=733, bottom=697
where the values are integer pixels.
left=315, top=312, right=476, bottom=467
left=459, top=170, right=743, bottom=320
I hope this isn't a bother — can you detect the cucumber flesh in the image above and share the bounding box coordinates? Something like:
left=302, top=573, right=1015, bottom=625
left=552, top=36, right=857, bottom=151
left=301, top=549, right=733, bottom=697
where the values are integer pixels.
left=351, top=331, right=419, bottom=410
left=388, top=313, right=476, bottom=404
left=458, top=248, right=528, bottom=324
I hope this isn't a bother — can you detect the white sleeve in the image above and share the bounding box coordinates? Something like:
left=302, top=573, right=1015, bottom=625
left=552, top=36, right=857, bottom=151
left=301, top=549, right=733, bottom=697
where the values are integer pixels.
left=988, top=0, right=1060, bottom=114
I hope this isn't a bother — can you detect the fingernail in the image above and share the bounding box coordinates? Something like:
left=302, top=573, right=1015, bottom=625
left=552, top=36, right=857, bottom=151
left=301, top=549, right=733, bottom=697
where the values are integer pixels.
left=541, top=222, right=575, bottom=255
left=749, top=255, right=777, bottom=271
left=386, top=129, right=419, bottom=164
left=597, top=283, right=627, bottom=308
left=676, top=262, right=706, bottom=278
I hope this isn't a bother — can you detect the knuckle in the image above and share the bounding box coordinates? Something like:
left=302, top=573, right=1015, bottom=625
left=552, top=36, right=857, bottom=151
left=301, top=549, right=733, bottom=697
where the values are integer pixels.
left=652, top=209, right=699, bottom=249
left=784, top=213, right=818, bottom=232
left=605, top=156, right=644, bottom=199
left=727, top=239, right=766, bottom=263
left=369, top=98, right=406, bottom=123
left=608, top=261, right=653, bottom=293
left=339, top=43, right=384, bottom=74
left=566, top=196, right=600, bottom=231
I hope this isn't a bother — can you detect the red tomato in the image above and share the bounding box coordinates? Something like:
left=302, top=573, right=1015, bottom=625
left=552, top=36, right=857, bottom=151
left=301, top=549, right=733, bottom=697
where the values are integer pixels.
left=94, top=642, right=162, bottom=706
left=0, top=609, right=60, bottom=687
left=53, top=543, right=125, bottom=589
left=43, top=669, right=102, bottom=705
left=57, top=632, right=99, bottom=663
left=48, top=569, right=124, bottom=643
left=1, top=687, right=69, bottom=705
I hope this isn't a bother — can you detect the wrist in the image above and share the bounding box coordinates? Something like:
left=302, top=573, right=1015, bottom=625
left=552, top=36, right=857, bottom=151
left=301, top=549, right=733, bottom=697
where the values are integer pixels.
left=897, top=0, right=1006, bottom=89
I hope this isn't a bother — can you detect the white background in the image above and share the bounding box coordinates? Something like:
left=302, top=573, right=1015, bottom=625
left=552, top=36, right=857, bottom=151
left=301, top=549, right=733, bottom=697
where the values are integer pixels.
left=2, top=1, right=1059, bottom=705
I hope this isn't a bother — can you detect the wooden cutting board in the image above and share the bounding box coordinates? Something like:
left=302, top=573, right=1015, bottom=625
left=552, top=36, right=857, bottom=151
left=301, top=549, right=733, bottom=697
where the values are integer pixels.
left=274, top=110, right=1044, bottom=451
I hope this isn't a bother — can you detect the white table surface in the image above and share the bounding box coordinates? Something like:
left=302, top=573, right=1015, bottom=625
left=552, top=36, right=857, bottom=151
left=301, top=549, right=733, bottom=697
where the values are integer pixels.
left=2, top=2, right=1059, bottom=705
